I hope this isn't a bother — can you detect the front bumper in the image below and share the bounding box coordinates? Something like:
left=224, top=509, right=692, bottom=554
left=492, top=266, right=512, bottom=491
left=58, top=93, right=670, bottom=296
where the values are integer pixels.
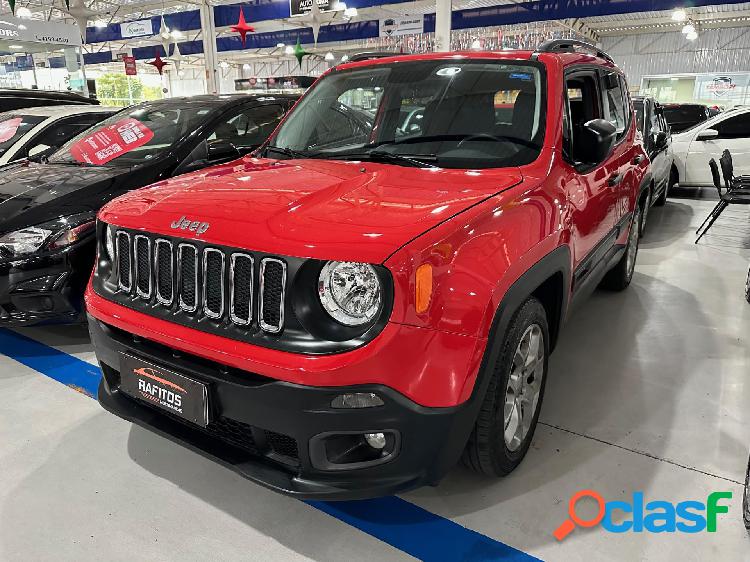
left=89, top=315, right=479, bottom=500
left=0, top=239, right=94, bottom=326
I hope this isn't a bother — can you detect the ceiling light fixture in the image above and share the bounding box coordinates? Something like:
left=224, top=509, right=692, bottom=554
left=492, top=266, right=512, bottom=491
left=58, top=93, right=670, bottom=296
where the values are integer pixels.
left=324, top=51, right=334, bottom=60
left=672, top=9, right=687, bottom=22
left=471, top=38, right=482, bottom=49
left=341, top=54, right=349, bottom=61
left=94, top=19, right=107, bottom=28
left=284, top=44, right=294, bottom=54
left=681, top=22, right=695, bottom=34
left=276, top=42, right=285, bottom=48
left=343, top=7, right=357, bottom=17
left=219, top=61, right=230, bottom=68
left=16, top=7, right=32, bottom=18
left=686, top=30, right=698, bottom=40
left=8, top=45, right=23, bottom=49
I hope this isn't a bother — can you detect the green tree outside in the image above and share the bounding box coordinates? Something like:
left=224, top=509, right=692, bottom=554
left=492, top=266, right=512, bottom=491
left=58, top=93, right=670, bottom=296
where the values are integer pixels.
left=96, top=73, right=163, bottom=107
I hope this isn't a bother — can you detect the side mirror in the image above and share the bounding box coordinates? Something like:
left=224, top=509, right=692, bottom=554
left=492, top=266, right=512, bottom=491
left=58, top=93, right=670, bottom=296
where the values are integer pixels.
left=696, top=129, right=719, bottom=141
left=28, top=144, right=53, bottom=159
left=576, top=119, right=617, bottom=165
left=207, top=139, right=241, bottom=162
left=654, top=131, right=668, bottom=149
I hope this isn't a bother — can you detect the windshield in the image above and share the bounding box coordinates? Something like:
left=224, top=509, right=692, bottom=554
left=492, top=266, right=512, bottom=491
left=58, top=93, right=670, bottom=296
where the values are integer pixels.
left=663, top=106, right=707, bottom=133
left=0, top=114, right=46, bottom=156
left=270, top=60, right=546, bottom=169
left=49, top=103, right=214, bottom=166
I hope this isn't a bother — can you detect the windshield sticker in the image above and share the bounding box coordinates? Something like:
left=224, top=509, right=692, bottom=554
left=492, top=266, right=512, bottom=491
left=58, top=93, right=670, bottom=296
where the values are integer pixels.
left=70, top=118, right=154, bottom=165
left=0, top=117, right=24, bottom=143
left=509, top=73, right=533, bottom=81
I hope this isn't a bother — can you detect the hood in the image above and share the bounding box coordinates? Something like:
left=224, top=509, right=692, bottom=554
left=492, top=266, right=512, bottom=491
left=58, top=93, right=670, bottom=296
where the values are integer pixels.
left=0, top=161, right=130, bottom=232
left=100, top=157, right=523, bottom=263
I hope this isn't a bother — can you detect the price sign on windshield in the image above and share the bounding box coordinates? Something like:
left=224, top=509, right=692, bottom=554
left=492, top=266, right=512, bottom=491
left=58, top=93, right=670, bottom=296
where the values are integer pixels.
left=0, top=117, right=24, bottom=143
left=70, top=118, right=154, bottom=165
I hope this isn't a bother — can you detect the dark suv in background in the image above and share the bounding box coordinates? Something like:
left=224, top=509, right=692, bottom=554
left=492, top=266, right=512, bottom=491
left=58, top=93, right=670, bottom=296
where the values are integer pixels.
left=634, top=96, right=674, bottom=225
left=662, top=103, right=711, bottom=133
left=0, top=89, right=99, bottom=112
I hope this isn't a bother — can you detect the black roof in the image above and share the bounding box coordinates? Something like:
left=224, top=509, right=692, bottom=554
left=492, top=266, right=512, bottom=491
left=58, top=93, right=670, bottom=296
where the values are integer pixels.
left=146, top=93, right=300, bottom=107
left=0, top=88, right=98, bottom=104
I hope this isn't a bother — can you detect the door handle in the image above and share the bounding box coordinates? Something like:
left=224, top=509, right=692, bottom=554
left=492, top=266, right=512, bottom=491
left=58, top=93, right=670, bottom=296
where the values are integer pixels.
left=608, top=173, right=623, bottom=187
left=633, top=155, right=645, bottom=164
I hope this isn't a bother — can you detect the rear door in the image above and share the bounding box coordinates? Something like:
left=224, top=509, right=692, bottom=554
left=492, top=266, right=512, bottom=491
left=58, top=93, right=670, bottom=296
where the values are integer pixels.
left=647, top=101, right=670, bottom=191
left=562, top=68, right=620, bottom=278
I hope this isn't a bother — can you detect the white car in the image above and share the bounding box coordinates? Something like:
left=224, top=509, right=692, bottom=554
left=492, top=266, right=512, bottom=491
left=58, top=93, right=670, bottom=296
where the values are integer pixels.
left=671, top=105, right=750, bottom=187
left=0, top=105, right=117, bottom=165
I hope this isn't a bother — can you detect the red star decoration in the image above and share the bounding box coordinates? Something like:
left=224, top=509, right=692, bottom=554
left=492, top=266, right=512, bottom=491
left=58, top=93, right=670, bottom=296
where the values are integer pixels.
left=230, top=8, right=255, bottom=48
left=147, top=51, right=169, bottom=75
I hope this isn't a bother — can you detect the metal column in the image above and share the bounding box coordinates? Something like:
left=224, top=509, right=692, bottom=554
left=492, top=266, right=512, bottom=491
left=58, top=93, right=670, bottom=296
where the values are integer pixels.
left=435, top=0, right=452, bottom=52
left=200, top=0, right=219, bottom=94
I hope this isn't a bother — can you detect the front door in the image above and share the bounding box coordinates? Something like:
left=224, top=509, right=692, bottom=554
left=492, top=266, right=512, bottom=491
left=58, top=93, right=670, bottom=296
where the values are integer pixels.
left=685, top=110, right=750, bottom=185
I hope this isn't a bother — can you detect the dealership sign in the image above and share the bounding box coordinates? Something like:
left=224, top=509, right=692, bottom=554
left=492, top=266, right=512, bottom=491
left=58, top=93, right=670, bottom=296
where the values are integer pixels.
left=289, top=0, right=331, bottom=17
left=0, top=16, right=81, bottom=46
left=123, top=55, right=137, bottom=76
left=120, top=19, right=153, bottom=38
left=379, top=16, right=424, bottom=37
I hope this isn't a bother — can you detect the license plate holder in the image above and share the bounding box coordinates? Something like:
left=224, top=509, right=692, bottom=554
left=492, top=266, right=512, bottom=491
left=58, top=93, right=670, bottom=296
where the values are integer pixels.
left=119, top=353, right=209, bottom=427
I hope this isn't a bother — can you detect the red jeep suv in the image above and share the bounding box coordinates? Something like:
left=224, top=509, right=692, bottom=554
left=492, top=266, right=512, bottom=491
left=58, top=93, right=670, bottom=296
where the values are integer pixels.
left=86, top=41, right=651, bottom=500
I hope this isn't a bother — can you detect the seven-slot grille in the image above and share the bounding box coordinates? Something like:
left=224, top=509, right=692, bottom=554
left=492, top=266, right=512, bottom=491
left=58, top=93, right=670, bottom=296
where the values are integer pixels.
left=113, top=231, right=287, bottom=333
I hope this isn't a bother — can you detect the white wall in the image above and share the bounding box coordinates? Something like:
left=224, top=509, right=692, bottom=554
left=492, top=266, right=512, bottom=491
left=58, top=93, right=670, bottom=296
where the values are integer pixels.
left=602, top=28, right=750, bottom=90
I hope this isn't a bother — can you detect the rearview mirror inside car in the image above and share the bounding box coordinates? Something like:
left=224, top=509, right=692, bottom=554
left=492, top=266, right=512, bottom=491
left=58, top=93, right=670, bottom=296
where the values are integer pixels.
left=207, top=139, right=241, bottom=162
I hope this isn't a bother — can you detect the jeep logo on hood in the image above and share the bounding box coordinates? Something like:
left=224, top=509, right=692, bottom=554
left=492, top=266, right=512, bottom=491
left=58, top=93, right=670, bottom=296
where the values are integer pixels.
left=170, top=216, right=210, bottom=234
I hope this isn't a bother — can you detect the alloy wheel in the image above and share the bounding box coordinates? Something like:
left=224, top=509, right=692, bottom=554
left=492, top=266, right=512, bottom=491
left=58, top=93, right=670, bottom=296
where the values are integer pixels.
left=503, top=324, right=545, bottom=452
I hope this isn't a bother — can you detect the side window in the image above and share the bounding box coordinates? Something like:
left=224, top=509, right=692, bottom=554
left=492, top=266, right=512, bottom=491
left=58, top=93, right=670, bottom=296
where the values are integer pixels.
left=20, top=113, right=109, bottom=157
left=649, top=104, right=660, bottom=135
left=713, top=113, right=750, bottom=139
left=601, top=72, right=628, bottom=141
left=564, top=70, right=603, bottom=163
left=208, top=105, right=285, bottom=151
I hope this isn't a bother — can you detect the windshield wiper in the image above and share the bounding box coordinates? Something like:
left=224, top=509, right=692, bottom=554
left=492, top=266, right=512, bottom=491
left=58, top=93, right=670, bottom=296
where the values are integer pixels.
left=264, top=145, right=319, bottom=159
left=338, top=150, right=438, bottom=168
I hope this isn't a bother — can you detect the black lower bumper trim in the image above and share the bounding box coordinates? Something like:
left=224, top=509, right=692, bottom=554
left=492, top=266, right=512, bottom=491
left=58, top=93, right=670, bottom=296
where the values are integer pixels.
left=89, top=315, right=477, bottom=500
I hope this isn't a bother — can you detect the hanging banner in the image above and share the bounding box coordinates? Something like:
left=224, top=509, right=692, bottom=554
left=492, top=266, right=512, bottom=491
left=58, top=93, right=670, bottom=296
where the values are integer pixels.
left=123, top=55, right=137, bottom=76
left=289, top=0, right=331, bottom=17
left=70, top=118, right=154, bottom=166
left=0, top=117, right=22, bottom=143
left=379, top=16, right=424, bottom=37
left=120, top=19, right=154, bottom=38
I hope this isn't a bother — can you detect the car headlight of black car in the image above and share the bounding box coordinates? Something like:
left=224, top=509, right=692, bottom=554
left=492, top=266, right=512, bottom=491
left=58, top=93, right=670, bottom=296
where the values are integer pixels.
left=0, top=213, right=96, bottom=259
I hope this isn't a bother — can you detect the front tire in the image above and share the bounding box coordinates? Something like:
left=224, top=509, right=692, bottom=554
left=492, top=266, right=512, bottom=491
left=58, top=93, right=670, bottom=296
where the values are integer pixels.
left=743, top=454, right=750, bottom=529
left=601, top=204, right=642, bottom=291
left=745, top=267, right=750, bottom=304
left=462, top=297, right=549, bottom=476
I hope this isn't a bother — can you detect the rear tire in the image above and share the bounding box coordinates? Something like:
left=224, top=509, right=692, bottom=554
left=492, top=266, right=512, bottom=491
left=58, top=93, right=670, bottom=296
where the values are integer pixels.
left=745, top=267, right=750, bottom=304
left=462, top=297, right=549, bottom=476
left=601, top=204, right=642, bottom=291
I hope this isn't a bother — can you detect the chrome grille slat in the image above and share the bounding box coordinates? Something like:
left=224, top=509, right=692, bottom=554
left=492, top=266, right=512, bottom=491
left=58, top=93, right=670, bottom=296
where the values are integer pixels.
left=202, top=248, right=225, bottom=319
left=178, top=243, right=199, bottom=313
left=116, top=231, right=132, bottom=292
left=111, top=229, right=286, bottom=333
left=229, top=253, right=253, bottom=326
left=134, top=235, right=152, bottom=299
left=154, top=239, right=174, bottom=305
left=259, top=258, right=286, bottom=334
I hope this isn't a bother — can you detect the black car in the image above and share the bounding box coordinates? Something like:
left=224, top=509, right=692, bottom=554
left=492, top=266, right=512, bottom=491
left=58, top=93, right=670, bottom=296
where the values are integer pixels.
left=633, top=96, right=675, bottom=228
left=0, top=93, right=298, bottom=326
left=0, top=89, right=99, bottom=112
left=662, top=103, right=711, bottom=133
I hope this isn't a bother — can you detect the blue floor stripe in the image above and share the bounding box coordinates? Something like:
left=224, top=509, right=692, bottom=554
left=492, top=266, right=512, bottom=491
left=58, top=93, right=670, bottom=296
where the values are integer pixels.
left=0, top=329, right=101, bottom=397
left=0, top=328, right=541, bottom=562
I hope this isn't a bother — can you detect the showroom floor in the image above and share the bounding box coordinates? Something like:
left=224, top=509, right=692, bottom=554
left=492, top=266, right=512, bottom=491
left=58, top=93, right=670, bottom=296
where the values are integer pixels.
left=1, top=195, right=749, bottom=561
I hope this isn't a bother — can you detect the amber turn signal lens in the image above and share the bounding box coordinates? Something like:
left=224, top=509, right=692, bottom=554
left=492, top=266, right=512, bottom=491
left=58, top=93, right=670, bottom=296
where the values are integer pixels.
left=415, top=263, right=433, bottom=314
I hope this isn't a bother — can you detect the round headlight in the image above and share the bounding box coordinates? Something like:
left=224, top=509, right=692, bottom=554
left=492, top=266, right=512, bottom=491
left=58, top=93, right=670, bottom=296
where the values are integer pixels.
left=105, top=225, right=115, bottom=261
left=318, top=261, right=382, bottom=326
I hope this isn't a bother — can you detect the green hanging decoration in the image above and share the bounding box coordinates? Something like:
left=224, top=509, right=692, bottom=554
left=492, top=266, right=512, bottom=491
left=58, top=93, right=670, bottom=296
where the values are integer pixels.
left=8, top=0, right=15, bottom=15
left=293, top=36, right=308, bottom=68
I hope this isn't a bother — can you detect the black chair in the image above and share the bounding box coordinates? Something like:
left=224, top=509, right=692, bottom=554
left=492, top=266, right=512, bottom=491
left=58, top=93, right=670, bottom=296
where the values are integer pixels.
left=696, top=158, right=750, bottom=243
left=720, top=149, right=750, bottom=190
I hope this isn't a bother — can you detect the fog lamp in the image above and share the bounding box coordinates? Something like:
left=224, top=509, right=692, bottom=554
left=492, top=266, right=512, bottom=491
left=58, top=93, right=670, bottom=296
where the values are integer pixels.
left=331, top=392, right=384, bottom=409
left=365, top=432, right=387, bottom=449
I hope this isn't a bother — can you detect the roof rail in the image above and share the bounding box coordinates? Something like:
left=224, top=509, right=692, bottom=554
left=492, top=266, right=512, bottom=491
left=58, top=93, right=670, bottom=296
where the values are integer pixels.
left=346, top=52, right=399, bottom=63
left=534, top=39, right=614, bottom=63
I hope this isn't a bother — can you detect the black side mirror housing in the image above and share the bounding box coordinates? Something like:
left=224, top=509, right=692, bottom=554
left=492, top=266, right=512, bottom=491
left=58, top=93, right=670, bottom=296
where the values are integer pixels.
left=576, top=119, right=617, bottom=165
left=207, top=139, right=241, bottom=163
left=654, top=131, right=668, bottom=149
